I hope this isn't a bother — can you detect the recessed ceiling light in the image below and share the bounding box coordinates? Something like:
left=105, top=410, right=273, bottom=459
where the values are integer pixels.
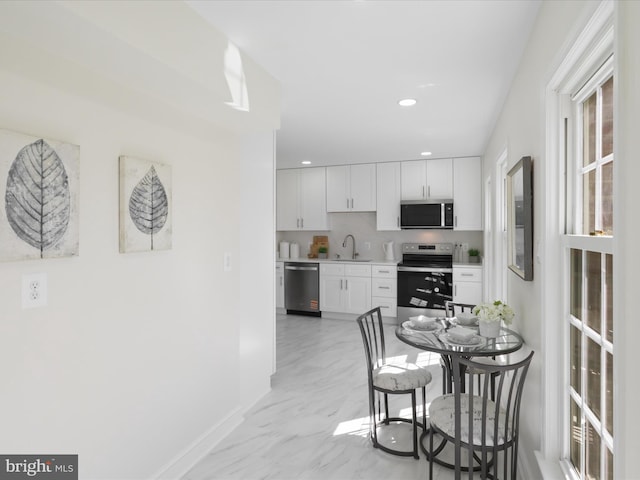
left=301, top=161, right=311, bottom=165
left=398, top=98, right=417, bottom=107
left=421, top=151, right=432, bottom=156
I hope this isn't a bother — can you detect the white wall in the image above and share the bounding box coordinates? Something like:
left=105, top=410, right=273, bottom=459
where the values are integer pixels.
left=483, top=0, right=640, bottom=477
left=239, top=132, right=276, bottom=405
left=278, top=212, right=483, bottom=263
left=0, top=3, right=279, bottom=478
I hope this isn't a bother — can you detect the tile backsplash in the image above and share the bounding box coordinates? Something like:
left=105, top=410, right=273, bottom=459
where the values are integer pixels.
left=276, top=212, right=483, bottom=261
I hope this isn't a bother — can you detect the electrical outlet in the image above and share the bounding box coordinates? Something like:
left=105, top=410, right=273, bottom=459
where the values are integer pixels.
left=461, top=243, right=469, bottom=251
left=224, top=252, right=232, bottom=272
left=22, top=273, right=48, bottom=309
left=364, top=242, right=371, bottom=250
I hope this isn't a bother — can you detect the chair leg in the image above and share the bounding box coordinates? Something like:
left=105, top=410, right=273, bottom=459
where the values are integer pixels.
left=411, top=390, right=419, bottom=459
left=369, top=387, right=378, bottom=448
left=422, top=386, right=426, bottom=434
left=429, top=422, right=434, bottom=480
left=384, top=393, right=390, bottom=424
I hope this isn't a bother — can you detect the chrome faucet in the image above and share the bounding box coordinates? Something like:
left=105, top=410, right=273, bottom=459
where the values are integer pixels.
left=342, top=234, right=358, bottom=260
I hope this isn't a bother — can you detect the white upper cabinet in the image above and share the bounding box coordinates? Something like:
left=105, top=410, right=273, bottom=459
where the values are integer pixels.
left=376, top=162, right=401, bottom=231
left=299, top=167, right=329, bottom=229
left=427, top=158, right=453, bottom=199
left=276, top=167, right=328, bottom=231
left=400, top=158, right=453, bottom=200
left=326, top=163, right=376, bottom=212
left=276, top=169, right=300, bottom=231
left=453, top=157, right=482, bottom=230
left=400, top=160, right=427, bottom=200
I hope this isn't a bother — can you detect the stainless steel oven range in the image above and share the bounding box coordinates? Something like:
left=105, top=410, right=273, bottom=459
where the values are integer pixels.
left=396, top=243, right=454, bottom=324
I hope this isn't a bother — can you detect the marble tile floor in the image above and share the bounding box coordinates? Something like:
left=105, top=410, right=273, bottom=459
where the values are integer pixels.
left=183, top=313, right=459, bottom=480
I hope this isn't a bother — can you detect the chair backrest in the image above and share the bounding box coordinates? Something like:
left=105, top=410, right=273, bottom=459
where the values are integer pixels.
left=451, top=351, right=534, bottom=478
left=356, top=307, right=386, bottom=383
left=444, top=300, right=476, bottom=317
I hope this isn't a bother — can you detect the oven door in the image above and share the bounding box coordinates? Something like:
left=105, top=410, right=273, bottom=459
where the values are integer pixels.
left=397, top=266, right=453, bottom=324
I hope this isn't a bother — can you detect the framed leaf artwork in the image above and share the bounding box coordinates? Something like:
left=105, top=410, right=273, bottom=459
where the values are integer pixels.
left=0, top=128, right=79, bottom=262
left=119, top=156, right=172, bottom=253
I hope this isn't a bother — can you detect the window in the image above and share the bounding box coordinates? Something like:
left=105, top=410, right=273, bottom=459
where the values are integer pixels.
left=563, top=65, right=614, bottom=480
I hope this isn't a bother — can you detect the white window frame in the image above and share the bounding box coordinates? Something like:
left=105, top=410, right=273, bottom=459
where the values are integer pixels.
left=537, top=1, right=614, bottom=478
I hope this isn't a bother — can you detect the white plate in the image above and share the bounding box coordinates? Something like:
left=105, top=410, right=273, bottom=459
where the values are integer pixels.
left=441, top=332, right=484, bottom=347
left=402, top=320, right=441, bottom=332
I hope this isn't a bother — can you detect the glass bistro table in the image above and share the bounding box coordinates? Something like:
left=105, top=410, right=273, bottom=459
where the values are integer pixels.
left=395, top=318, right=524, bottom=466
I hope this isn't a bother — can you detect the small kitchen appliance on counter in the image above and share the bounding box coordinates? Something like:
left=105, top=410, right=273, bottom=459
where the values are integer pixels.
left=279, top=241, right=290, bottom=259
left=383, top=241, right=395, bottom=261
left=396, top=243, right=454, bottom=325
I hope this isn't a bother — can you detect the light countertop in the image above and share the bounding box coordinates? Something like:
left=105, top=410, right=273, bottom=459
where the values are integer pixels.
left=453, top=261, right=483, bottom=267
left=276, top=257, right=398, bottom=265
left=276, top=258, right=482, bottom=267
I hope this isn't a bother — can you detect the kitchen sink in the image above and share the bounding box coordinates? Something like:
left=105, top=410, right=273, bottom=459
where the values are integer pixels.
left=333, top=259, right=372, bottom=262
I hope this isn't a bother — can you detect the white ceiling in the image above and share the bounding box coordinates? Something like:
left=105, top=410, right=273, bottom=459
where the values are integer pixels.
left=187, top=0, right=541, bottom=169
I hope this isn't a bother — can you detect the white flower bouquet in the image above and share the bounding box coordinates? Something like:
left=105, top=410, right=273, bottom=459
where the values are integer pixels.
left=472, top=300, right=514, bottom=325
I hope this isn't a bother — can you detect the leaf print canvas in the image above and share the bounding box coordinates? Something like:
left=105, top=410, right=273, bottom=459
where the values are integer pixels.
left=119, top=156, right=172, bottom=253
left=0, top=128, right=79, bottom=262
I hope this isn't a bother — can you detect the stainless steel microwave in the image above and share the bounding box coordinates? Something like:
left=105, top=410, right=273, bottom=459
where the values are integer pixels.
left=400, top=200, right=454, bottom=229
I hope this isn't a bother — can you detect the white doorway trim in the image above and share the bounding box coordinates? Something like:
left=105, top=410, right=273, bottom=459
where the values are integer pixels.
left=494, top=149, right=508, bottom=302
left=483, top=175, right=492, bottom=303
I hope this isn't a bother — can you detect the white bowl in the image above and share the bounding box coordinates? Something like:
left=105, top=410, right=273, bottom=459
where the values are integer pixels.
left=456, top=312, right=478, bottom=326
left=448, top=326, right=476, bottom=342
left=409, top=315, right=437, bottom=328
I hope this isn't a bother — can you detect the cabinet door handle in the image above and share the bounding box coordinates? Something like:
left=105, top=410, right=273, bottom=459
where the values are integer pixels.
left=455, top=215, right=457, bottom=227
left=351, top=198, right=354, bottom=208
left=397, top=216, right=400, bottom=227
left=379, top=286, right=390, bottom=290
left=301, top=218, right=304, bottom=228
left=345, top=279, right=348, bottom=290
left=428, top=185, right=431, bottom=198
left=296, top=218, right=299, bottom=228
left=347, top=198, right=349, bottom=209
left=461, top=273, right=474, bottom=277
left=422, top=186, right=425, bottom=198
left=379, top=270, right=389, bottom=273
left=340, top=279, right=343, bottom=290
left=454, top=285, right=457, bottom=295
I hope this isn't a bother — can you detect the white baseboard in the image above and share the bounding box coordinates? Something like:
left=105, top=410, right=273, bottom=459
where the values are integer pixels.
left=517, top=437, right=546, bottom=480
left=534, top=450, right=568, bottom=480
left=154, top=385, right=273, bottom=479
left=154, top=407, right=243, bottom=480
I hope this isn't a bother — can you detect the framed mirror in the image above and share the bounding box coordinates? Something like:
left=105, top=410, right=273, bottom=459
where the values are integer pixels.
left=507, top=156, right=533, bottom=280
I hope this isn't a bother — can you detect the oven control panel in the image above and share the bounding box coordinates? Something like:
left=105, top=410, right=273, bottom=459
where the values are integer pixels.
left=401, top=243, right=453, bottom=254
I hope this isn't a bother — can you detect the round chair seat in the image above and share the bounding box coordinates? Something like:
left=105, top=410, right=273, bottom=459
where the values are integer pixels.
left=466, top=356, right=499, bottom=375
left=373, top=362, right=432, bottom=391
left=430, top=393, right=510, bottom=447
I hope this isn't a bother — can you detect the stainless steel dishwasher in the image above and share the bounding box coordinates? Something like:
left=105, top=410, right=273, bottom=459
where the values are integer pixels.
left=284, top=262, right=320, bottom=316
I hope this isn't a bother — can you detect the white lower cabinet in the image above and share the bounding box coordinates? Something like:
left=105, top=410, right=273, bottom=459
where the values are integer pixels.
left=371, top=265, right=397, bottom=317
left=320, top=263, right=372, bottom=315
left=275, top=262, right=285, bottom=309
left=452, top=265, right=483, bottom=306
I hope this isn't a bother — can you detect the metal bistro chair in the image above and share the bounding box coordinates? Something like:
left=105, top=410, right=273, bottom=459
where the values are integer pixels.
left=443, top=301, right=500, bottom=398
left=356, top=307, right=432, bottom=459
left=428, top=351, right=534, bottom=480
